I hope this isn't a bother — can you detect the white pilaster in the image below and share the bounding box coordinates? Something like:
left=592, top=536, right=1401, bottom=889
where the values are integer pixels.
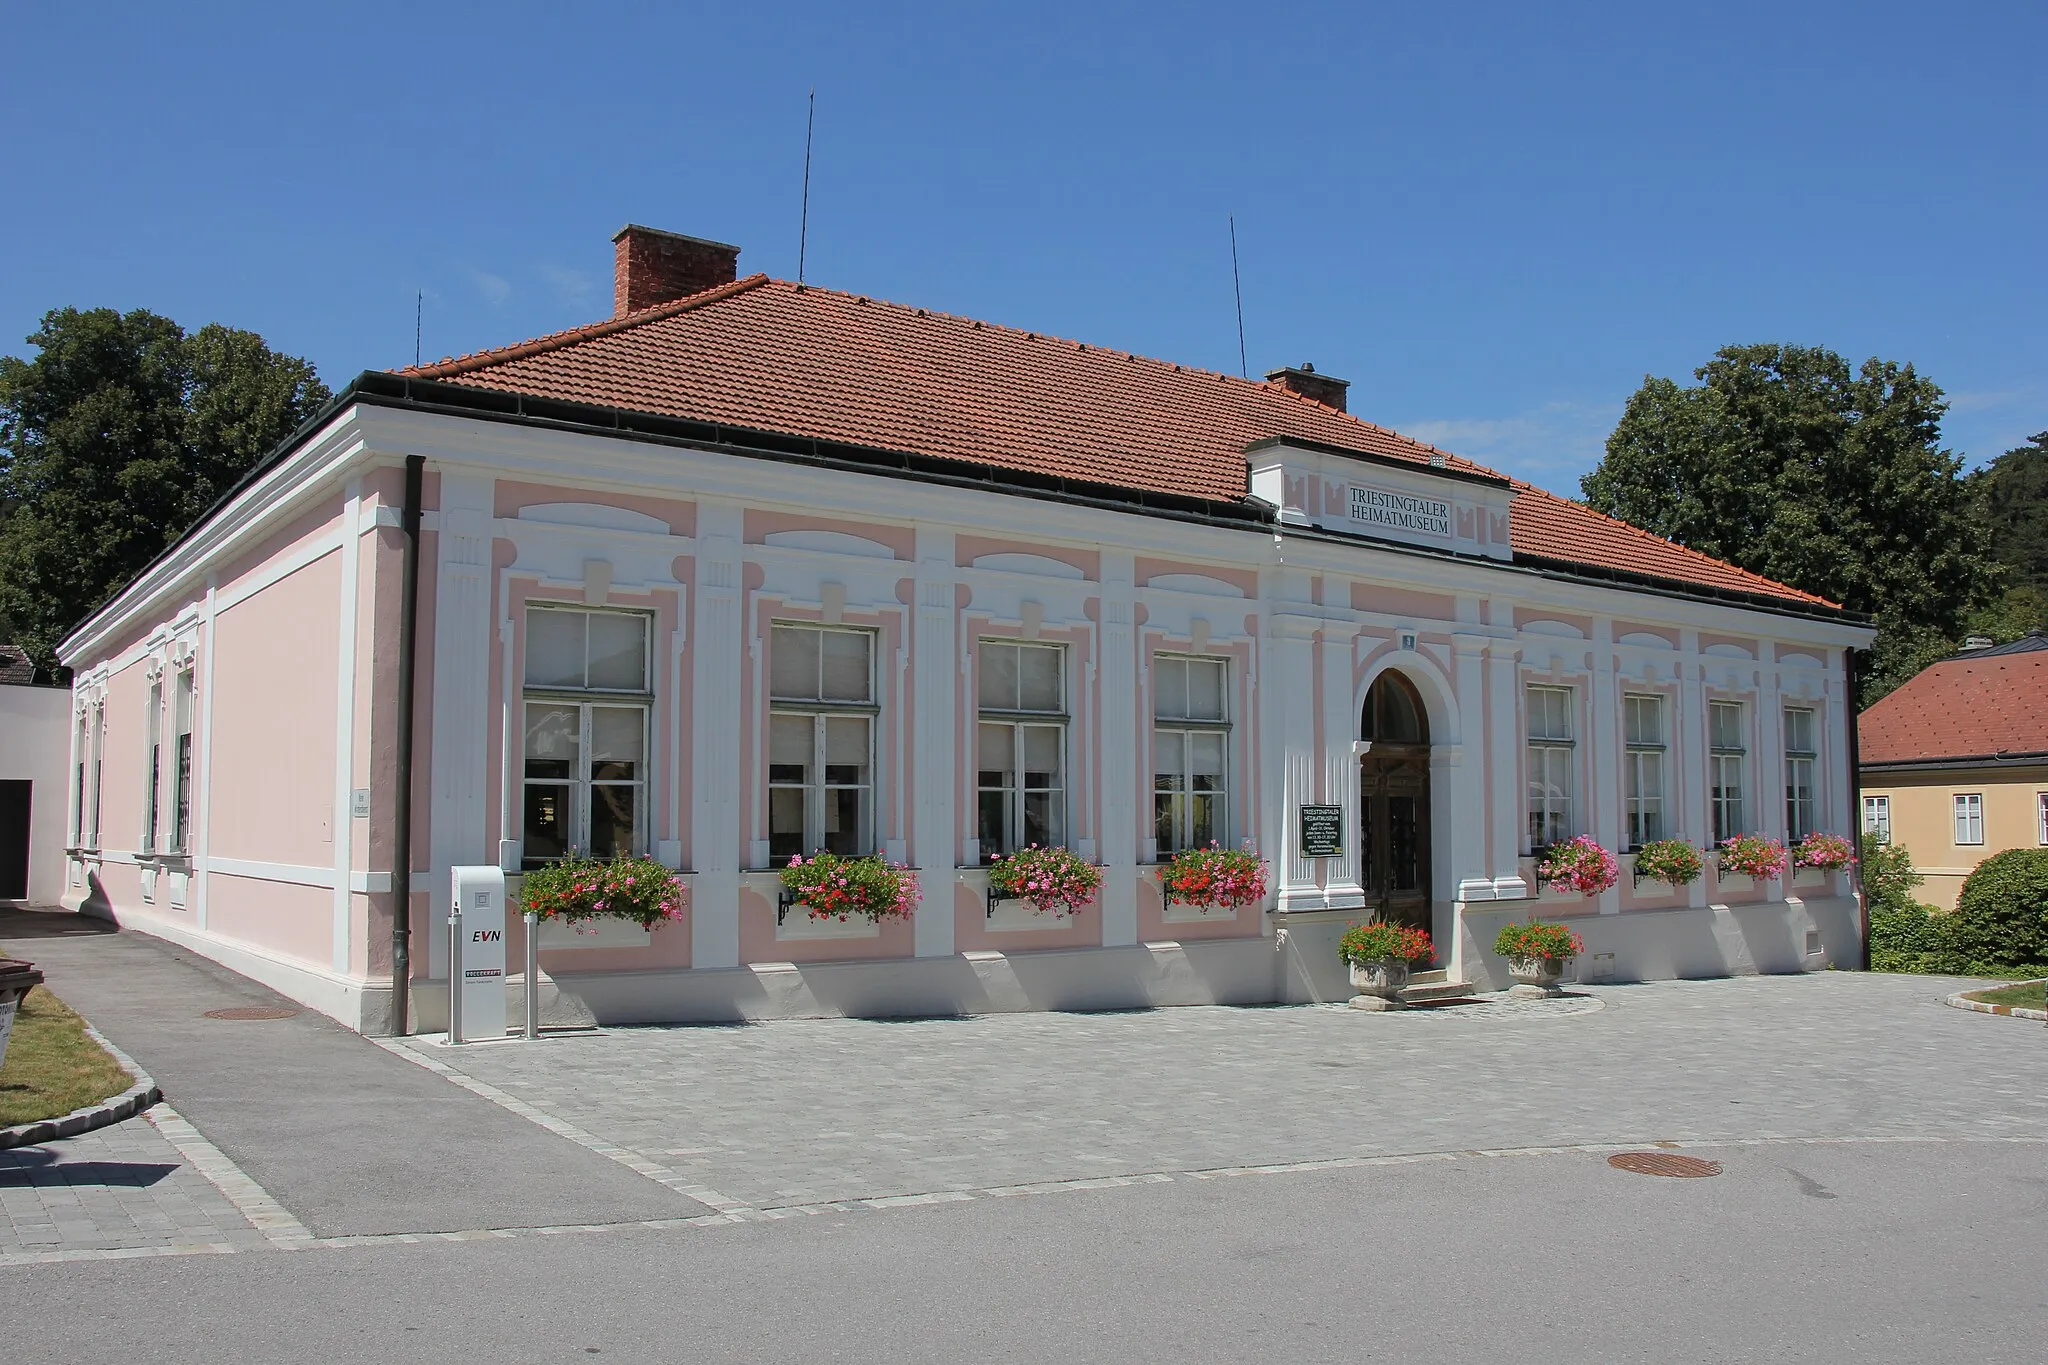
left=690, top=503, right=744, bottom=969
left=1266, top=593, right=1321, bottom=911
left=194, top=576, right=217, bottom=930
left=1589, top=618, right=1621, bottom=914
left=426, top=471, right=495, bottom=977
left=1319, top=616, right=1365, bottom=910
left=911, top=534, right=957, bottom=958
left=1757, top=645, right=1784, bottom=849
left=1450, top=632, right=1493, bottom=902
left=1098, top=551, right=1139, bottom=946
left=1486, top=643, right=1527, bottom=897
left=1677, top=630, right=1708, bottom=908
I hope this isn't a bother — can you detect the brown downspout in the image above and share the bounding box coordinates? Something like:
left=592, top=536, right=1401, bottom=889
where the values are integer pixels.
left=388, top=455, right=425, bottom=1035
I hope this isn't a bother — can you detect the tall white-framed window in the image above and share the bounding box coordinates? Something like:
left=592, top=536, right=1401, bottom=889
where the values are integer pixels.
left=171, top=668, right=196, bottom=854
left=70, top=708, right=89, bottom=847
left=89, top=703, right=104, bottom=851
left=1709, top=700, right=1747, bottom=842
left=1783, top=706, right=1817, bottom=842
left=768, top=623, right=876, bottom=866
left=1862, top=794, right=1891, bottom=843
left=142, top=678, right=163, bottom=854
left=1153, top=655, right=1229, bottom=856
left=521, top=605, right=651, bottom=869
left=1622, top=693, right=1666, bottom=849
left=1953, top=793, right=1985, bottom=846
left=977, top=640, right=1066, bottom=860
left=1525, top=684, right=1575, bottom=850
left=2037, top=792, right=2047, bottom=846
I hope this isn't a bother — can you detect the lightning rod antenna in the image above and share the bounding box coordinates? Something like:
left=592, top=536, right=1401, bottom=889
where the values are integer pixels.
left=798, top=87, right=816, bottom=286
left=1229, top=215, right=1248, bottom=379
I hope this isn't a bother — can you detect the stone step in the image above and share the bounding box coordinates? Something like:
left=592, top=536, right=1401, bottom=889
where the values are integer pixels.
left=1400, top=977, right=1484, bottom=1003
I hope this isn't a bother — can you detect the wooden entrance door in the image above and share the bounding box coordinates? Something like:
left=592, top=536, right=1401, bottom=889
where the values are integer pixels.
left=1358, top=672, right=1431, bottom=934
left=1359, top=751, right=1430, bottom=931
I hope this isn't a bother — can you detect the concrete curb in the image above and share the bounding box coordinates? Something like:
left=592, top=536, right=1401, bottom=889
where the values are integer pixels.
left=0, top=1022, right=163, bottom=1150
left=1943, top=979, right=2048, bottom=1023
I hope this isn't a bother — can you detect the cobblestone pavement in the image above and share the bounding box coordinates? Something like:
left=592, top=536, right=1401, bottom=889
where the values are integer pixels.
left=393, top=971, right=2048, bottom=1212
left=0, top=1110, right=270, bottom=1261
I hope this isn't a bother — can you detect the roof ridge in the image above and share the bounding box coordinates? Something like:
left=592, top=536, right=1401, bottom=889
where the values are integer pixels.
left=397, top=274, right=773, bottom=379
left=1505, top=479, right=1836, bottom=607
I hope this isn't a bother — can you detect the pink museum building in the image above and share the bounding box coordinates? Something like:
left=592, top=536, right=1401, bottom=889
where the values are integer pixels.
left=57, top=226, right=1874, bottom=1034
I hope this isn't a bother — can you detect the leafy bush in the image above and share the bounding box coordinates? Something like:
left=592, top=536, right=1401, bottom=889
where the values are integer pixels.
left=1632, top=838, right=1703, bottom=886
left=1159, top=844, right=1269, bottom=909
left=1338, top=920, right=1435, bottom=967
left=1535, top=836, right=1619, bottom=895
left=1868, top=903, right=1944, bottom=972
left=989, top=845, right=1102, bottom=915
left=1941, top=849, right=2048, bottom=969
left=780, top=852, right=920, bottom=922
left=519, top=855, right=686, bottom=928
left=1493, top=919, right=1585, bottom=962
left=1860, top=833, right=1923, bottom=916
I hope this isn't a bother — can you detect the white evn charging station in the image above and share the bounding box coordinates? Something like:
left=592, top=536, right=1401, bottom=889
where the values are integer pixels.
left=448, top=866, right=507, bottom=1043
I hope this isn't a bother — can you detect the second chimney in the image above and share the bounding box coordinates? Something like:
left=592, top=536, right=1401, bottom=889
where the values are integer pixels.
left=612, top=225, right=741, bottom=316
left=1265, top=362, right=1350, bottom=413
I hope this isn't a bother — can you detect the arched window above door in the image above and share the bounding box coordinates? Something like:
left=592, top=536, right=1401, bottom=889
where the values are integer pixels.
left=1362, top=671, right=1427, bottom=746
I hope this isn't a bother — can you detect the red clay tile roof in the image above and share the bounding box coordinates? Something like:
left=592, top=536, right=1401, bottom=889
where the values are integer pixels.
left=402, top=275, right=1834, bottom=609
left=1860, top=637, right=2048, bottom=764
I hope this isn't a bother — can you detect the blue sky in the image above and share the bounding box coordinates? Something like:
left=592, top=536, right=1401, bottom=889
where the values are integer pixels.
left=4, top=1, right=2042, bottom=495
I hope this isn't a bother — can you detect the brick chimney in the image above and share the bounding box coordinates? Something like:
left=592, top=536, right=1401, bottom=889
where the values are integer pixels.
left=611, top=225, right=741, bottom=316
left=1265, top=363, right=1350, bottom=413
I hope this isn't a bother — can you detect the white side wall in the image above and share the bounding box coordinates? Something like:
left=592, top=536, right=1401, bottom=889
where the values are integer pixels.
left=0, top=683, right=74, bottom=904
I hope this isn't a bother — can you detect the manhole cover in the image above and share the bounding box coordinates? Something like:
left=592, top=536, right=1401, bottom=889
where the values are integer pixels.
left=1607, top=1151, right=1722, bottom=1178
left=203, top=1006, right=299, bottom=1021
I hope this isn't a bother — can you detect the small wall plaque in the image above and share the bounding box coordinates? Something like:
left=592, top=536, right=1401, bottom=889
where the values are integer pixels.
left=1298, top=804, right=1344, bottom=858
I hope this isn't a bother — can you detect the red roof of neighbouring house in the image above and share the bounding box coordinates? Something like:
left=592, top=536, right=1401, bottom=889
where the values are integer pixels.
left=401, top=274, right=1834, bottom=609
left=1860, top=634, right=2048, bottom=764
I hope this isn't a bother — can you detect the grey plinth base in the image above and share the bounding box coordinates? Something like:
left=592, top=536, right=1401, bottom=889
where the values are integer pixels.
left=1347, top=994, right=1406, bottom=1011
left=1506, top=983, right=1564, bottom=1000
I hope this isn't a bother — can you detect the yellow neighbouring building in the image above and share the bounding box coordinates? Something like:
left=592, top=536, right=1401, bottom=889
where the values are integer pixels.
left=1858, top=632, right=2048, bottom=910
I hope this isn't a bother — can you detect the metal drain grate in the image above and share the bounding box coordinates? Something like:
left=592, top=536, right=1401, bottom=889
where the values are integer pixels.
left=1608, top=1151, right=1722, bottom=1178
left=203, top=1005, right=300, bottom=1021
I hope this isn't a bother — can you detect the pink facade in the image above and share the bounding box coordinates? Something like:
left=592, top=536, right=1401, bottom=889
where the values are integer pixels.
left=57, top=380, right=1873, bottom=1034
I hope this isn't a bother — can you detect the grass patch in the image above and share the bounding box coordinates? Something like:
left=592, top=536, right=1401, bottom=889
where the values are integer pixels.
left=1964, top=980, right=2046, bottom=1012
left=0, top=976, right=134, bottom=1127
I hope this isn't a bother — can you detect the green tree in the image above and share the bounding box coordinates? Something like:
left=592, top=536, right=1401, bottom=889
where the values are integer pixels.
left=1963, top=432, right=2048, bottom=640
left=0, top=308, right=329, bottom=669
left=1581, top=345, right=1997, bottom=704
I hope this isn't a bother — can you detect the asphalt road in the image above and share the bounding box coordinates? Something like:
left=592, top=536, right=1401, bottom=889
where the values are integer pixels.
left=10, top=1138, right=2046, bottom=1363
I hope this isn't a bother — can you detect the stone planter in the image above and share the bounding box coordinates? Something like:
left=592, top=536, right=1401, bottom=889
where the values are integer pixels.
left=1506, top=955, right=1570, bottom=998
left=1347, top=959, right=1411, bottom=1012
left=0, top=959, right=46, bottom=1072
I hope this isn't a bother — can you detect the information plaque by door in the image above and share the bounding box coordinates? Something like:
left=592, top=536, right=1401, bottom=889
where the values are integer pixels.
left=1298, top=804, right=1344, bottom=858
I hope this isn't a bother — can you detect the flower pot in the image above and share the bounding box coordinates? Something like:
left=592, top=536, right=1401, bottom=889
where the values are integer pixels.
left=1506, top=955, right=1570, bottom=998
left=1347, top=959, right=1410, bottom=1012
left=0, top=959, right=46, bottom=1072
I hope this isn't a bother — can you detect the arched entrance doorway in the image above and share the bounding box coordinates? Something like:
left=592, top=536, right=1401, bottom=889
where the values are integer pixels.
left=1359, top=671, right=1431, bottom=933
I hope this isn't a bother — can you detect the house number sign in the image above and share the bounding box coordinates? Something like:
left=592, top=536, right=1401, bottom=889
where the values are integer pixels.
left=1298, top=804, right=1344, bottom=858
